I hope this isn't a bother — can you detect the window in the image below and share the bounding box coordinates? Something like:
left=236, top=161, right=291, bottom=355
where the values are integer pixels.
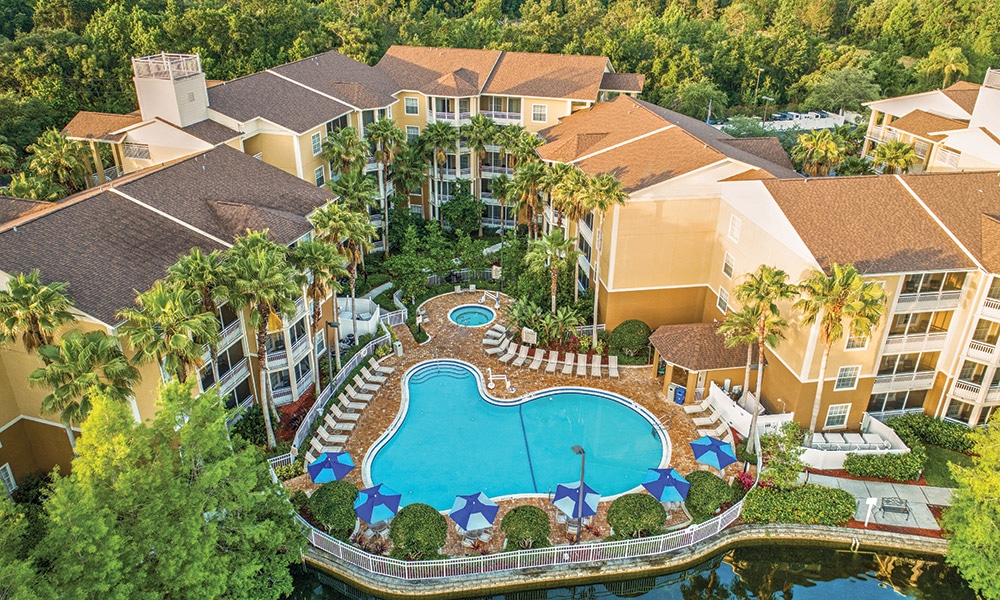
left=314, top=166, right=325, bottom=187
left=508, top=98, right=521, bottom=115
left=269, top=369, right=291, bottom=391
left=531, top=104, right=547, bottom=123
left=294, top=356, right=310, bottom=382
left=187, top=91, right=196, bottom=103
left=577, top=233, right=592, bottom=262
left=834, top=365, right=861, bottom=390
left=405, top=97, right=419, bottom=115
left=845, top=333, right=868, bottom=350
left=459, top=98, right=470, bottom=115
left=406, top=126, right=420, bottom=142
left=945, top=399, right=973, bottom=423
left=722, top=252, right=735, bottom=279
left=716, top=287, right=729, bottom=314
left=289, top=318, right=307, bottom=345
left=326, top=115, right=348, bottom=134
left=728, top=214, right=742, bottom=243
left=311, top=132, right=322, bottom=156
left=0, top=463, right=14, bottom=496
left=123, top=142, right=151, bottom=160
left=867, top=390, right=927, bottom=414
left=824, top=404, right=851, bottom=429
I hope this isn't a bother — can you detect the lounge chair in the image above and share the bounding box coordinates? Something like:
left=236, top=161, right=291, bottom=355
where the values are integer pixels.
left=310, top=436, right=343, bottom=455
left=718, top=428, right=734, bottom=444
left=455, top=285, right=462, bottom=294
left=324, top=413, right=355, bottom=432
left=824, top=432, right=847, bottom=446
left=338, top=393, right=366, bottom=412
left=360, top=366, right=387, bottom=384
left=682, top=398, right=713, bottom=414
left=468, top=284, right=476, bottom=294
left=862, top=433, right=890, bottom=449
left=499, top=343, right=520, bottom=363
left=483, top=334, right=504, bottom=346
left=545, top=352, right=559, bottom=373
left=318, top=429, right=349, bottom=445
left=485, top=337, right=511, bottom=356
left=562, top=353, right=576, bottom=375
left=368, top=357, right=394, bottom=375
left=353, top=374, right=379, bottom=393
left=529, top=350, right=545, bottom=370
left=844, top=433, right=866, bottom=447
left=346, top=385, right=373, bottom=403
left=329, top=403, right=361, bottom=421
left=608, top=355, right=619, bottom=378
left=590, top=354, right=602, bottom=377
left=697, top=422, right=729, bottom=439
left=576, top=353, right=588, bottom=376
left=488, top=324, right=506, bottom=336
left=511, top=345, right=531, bottom=367
left=692, top=413, right=720, bottom=427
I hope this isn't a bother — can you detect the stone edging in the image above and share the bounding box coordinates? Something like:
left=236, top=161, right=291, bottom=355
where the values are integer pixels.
left=302, top=523, right=947, bottom=599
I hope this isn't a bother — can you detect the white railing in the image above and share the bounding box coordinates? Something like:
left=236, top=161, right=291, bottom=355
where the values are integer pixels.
left=935, top=148, right=961, bottom=168
left=871, top=371, right=936, bottom=393
left=273, top=386, right=294, bottom=405
left=574, top=324, right=607, bottom=336
left=295, top=371, right=314, bottom=395
left=379, top=309, right=407, bottom=327
left=986, top=68, right=1000, bottom=91
left=426, top=269, right=494, bottom=286
left=217, top=357, right=250, bottom=393
left=435, top=112, right=455, bottom=121
left=967, top=340, right=998, bottom=363
left=203, top=320, right=243, bottom=358
left=482, top=165, right=513, bottom=176
left=268, top=349, right=289, bottom=370
left=894, top=290, right=961, bottom=311
left=290, top=333, right=311, bottom=360
left=480, top=111, right=521, bottom=121
left=982, top=297, right=1000, bottom=320
left=952, top=380, right=982, bottom=401
left=90, top=166, right=120, bottom=186
left=882, top=331, right=947, bottom=353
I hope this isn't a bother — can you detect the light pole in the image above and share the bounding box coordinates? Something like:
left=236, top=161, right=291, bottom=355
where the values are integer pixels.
left=571, top=445, right=585, bottom=543
left=761, top=96, right=775, bottom=122
left=752, top=68, right=764, bottom=114
left=325, top=321, right=341, bottom=383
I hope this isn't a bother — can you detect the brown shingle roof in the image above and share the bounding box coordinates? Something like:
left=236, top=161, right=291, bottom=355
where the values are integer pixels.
left=61, top=111, right=143, bottom=142
left=887, top=109, right=968, bottom=141
left=484, top=52, right=611, bottom=100
left=649, top=322, right=753, bottom=372
left=0, top=197, right=51, bottom=225
left=181, top=119, right=240, bottom=145
left=719, top=168, right=777, bottom=182
left=600, top=72, right=644, bottom=93
left=538, top=96, right=669, bottom=162
left=208, top=71, right=351, bottom=133
left=377, top=46, right=501, bottom=96
left=941, top=81, right=982, bottom=114
left=270, top=50, right=399, bottom=109
left=721, top=138, right=796, bottom=171
left=763, top=176, right=973, bottom=273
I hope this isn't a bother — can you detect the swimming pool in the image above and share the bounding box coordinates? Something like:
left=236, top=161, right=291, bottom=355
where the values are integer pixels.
left=366, top=360, right=668, bottom=510
left=448, top=304, right=496, bottom=327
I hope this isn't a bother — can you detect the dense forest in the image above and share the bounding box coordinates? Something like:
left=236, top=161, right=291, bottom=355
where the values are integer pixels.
left=1, top=0, right=998, bottom=160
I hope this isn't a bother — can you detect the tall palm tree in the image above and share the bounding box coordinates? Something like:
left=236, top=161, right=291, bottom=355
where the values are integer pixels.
left=289, top=239, right=348, bottom=394
left=581, top=173, right=628, bottom=346
left=511, top=129, right=543, bottom=169
left=28, top=329, right=140, bottom=450
left=550, top=166, right=590, bottom=301
left=0, top=271, right=76, bottom=353
left=717, top=304, right=759, bottom=411
left=490, top=173, right=511, bottom=230
left=508, top=161, right=547, bottom=239
left=223, top=231, right=300, bottom=449
left=525, top=229, right=579, bottom=314
left=422, top=121, right=457, bottom=222
left=166, top=248, right=229, bottom=385
left=341, top=211, right=376, bottom=324
left=26, top=129, right=91, bottom=194
left=460, top=114, right=499, bottom=234
left=328, top=167, right=378, bottom=213
left=389, top=141, right=427, bottom=204
left=540, top=162, right=576, bottom=227
left=310, top=203, right=355, bottom=371
left=365, top=118, right=406, bottom=257
left=117, top=280, right=220, bottom=385
left=795, top=263, right=887, bottom=437
left=791, top=129, right=845, bottom=177
left=918, top=45, right=970, bottom=88
left=870, top=141, right=919, bottom=174
left=322, top=126, right=366, bottom=175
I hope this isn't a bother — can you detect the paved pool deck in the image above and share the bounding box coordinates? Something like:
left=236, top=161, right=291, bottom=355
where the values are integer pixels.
left=803, top=472, right=953, bottom=530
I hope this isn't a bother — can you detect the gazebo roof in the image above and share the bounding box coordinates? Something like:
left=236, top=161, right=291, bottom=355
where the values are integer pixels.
left=648, top=322, right=755, bottom=372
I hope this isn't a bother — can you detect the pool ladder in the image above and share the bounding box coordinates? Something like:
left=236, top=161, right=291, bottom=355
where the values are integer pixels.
left=479, top=291, right=501, bottom=309
left=486, top=367, right=515, bottom=393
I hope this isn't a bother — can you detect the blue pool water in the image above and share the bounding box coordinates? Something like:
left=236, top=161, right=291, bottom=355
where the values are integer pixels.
left=448, top=304, right=496, bottom=327
left=367, top=361, right=666, bottom=510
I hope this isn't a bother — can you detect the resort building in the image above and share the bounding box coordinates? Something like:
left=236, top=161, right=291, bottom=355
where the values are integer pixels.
left=0, top=145, right=340, bottom=491
left=861, top=68, right=1000, bottom=173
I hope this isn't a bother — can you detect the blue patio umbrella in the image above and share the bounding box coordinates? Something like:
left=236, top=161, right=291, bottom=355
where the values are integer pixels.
left=552, top=481, right=600, bottom=519
left=354, top=484, right=402, bottom=524
left=641, top=468, right=691, bottom=503
left=689, top=435, right=738, bottom=470
left=306, top=452, right=354, bottom=484
left=449, top=492, right=500, bottom=532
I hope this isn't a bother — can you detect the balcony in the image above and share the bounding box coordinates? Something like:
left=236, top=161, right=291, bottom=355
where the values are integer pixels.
left=290, top=332, right=311, bottom=361
left=952, top=379, right=982, bottom=401
left=982, top=297, right=1000, bottom=320
left=459, top=167, right=472, bottom=177
left=438, top=167, right=457, bottom=179
left=481, top=165, right=513, bottom=177
left=871, top=371, right=936, bottom=394
left=217, top=357, right=250, bottom=394
left=295, top=370, right=314, bottom=395
left=202, top=320, right=243, bottom=360
left=434, top=111, right=455, bottom=121
left=967, top=339, right=999, bottom=363
left=480, top=111, right=521, bottom=123
left=882, top=331, right=948, bottom=354
left=267, top=348, right=289, bottom=370
left=894, top=290, right=961, bottom=312
left=272, top=386, right=294, bottom=406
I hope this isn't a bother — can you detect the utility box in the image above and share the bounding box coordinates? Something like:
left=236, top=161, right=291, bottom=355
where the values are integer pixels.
left=393, top=341, right=403, bottom=357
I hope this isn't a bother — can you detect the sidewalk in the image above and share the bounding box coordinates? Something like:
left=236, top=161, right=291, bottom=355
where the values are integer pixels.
left=802, top=473, right=953, bottom=530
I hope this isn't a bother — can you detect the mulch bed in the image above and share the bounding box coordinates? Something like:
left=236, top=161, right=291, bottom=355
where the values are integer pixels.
left=844, top=517, right=945, bottom=539
left=808, top=468, right=928, bottom=486
left=276, top=391, right=315, bottom=442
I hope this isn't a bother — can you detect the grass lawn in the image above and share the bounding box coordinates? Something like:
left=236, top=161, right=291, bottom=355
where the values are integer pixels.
left=923, top=444, right=973, bottom=488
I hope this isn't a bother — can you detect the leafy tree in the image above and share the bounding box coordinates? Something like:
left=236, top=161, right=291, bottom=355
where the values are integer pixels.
left=0, top=136, right=17, bottom=174
left=662, top=79, right=728, bottom=121
left=916, top=44, right=970, bottom=88
left=0, top=270, right=75, bottom=353
left=309, top=480, right=359, bottom=540
left=385, top=225, right=431, bottom=303
left=525, top=228, right=578, bottom=314
left=1, top=172, right=66, bottom=201
left=0, top=497, right=43, bottom=600
left=759, top=421, right=806, bottom=489
left=607, top=493, right=666, bottom=538
left=26, top=129, right=91, bottom=195
left=803, top=67, right=880, bottom=114
left=388, top=503, right=447, bottom=560
left=440, top=178, right=482, bottom=237
left=870, top=140, right=919, bottom=174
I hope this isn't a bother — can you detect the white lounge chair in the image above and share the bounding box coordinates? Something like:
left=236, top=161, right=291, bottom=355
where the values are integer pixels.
left=682, top=399, right=713, bottom=414
left=697, top=422, right=729, bottom=439
left=353, top=374, right=379, bottom=393
left=529, top=350, right=545, bottom=370
left=590, top=354, right=602, bottom=377
left=576, top=353, right=588, bottom=376
left=692, top=413, right=721, bottom=427
left=360, top=366, right=387, bottom=384
left=545, top=352, right=559, bottom=373
left=499, top=343, right=520, bottom=363
left=455, top=285, right=462, bottom=294
left=330, top=404, right=361, bottom=421
left=324, top=413, right=355, bottom=432
left=368, top=357, right=394, bottom=375
left=487, top=324, right=506, bottom=336
left=485, top=337, right=511, bottom=356
left=562, top=353, right=576, bottom=375
left=483, top=334, right=504, bottom=346
left=511, top=345, right=531, bottom=367
left=608, top=355, right=619, bottom=378
left=468, top=284, right=476, bottom=294
left=346, top=385, right=373, bottom=403
left=310, top=436, right=343, bottom=455
left=338, top=393, right=366, bottom=412
left=318, top=429, right=349, bottom=445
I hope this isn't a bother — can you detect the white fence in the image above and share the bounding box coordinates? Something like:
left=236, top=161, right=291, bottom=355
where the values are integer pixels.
left=574, top=324, right=606, bottom=336
left=379, top=309, right=407, bottom=327
left=427, top=269, right=494, bottom=286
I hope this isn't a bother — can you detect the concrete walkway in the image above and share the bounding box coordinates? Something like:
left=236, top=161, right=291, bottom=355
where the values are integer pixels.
left=362, top=281, right=392, bottom=300
left=803, top=472, right=953, bottom=530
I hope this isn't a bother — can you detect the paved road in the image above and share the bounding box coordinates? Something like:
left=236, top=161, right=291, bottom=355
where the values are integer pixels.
left=802, top=473, right=953, bottom=530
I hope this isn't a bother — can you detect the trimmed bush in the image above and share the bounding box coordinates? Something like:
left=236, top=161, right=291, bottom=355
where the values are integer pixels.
left=608, top=319, right=651, bottom=357
left=389, top=503, right=448, bottom=560
left=886, top=413, right=973, bottom=453
left=742, top=484, right=856, bottom=526
left=309, top=480, right=359, bottom=541
left=844, top=444, right=926, bottom=481
left=231, top=406, right=266, bottom=446
left=290, top=490, right=309, bottom=511
left=684, top=471, right=737, bottom=523
left=607, top=493, right=666, bottom=538
left=500, top=505, right=551, bottom=549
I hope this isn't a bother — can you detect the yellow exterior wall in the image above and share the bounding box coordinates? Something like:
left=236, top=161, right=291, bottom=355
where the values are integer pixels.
left=395, top=92, right=428, bottom=132
left=243, top=133, right=297, bottom=177
left=0, top=418, right=73, bottom=481
left=601, top=286, right=709, bottom=331
left=522, top=97, right=573, bottom=133
left=297, top=126, right=331, bottom=185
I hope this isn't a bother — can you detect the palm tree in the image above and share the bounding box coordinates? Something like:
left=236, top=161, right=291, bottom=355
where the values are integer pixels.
left=870, top=141, right=919, bottom=174
left=166, top=248, right=229, bottom=385
left=341, top=212, right=376, bottom=325
left=550, top=305, right=581, bottom=345
left=832, top=123, right=863, bottom=156
left=389, top=141, right=427, bottom=203
left=28, top=329, right=140, bottom=450
left=540, top=162, right=576, bottom=227
left=580, top=173, right=628, bottom=346
left=525, top=229, right=579, bottom=314
left=511, top=129, right=543, bottom=169
left=27, top=129, right=91, bottom=194
left=795, top=263, right=887, bottom=437
left=508, top=161, right=547, bottom=239
left=550, top=166, right=590, bottom=301
left=2, top=172, right=69, bottom=202
left=289, top=239, right=348, bottom=395
left=117, top=280, right=220, bottom=385
left=0, top=270, right=76, bottom=353
left=717, top=304, right=759, bottom=412
left=365, top=118, right=406, bottom=257
left=322, top=126, right=366, bottom=175
left=835, top=156, right=875, bottom=176
left=0, top=136, right=17, bottom=174
left=223, top=231, right=300, bottom=449
left=460, top=114, right=499, bottom=234
left=791, top=129, right=845, bottom=176
left=328, top=167, right=378, bottom=213
left=490, top=173, right=512, bottom=230
left=917, top=45, right=970, bottom=88
left=732, top=265, right=797, bottom=451
left=422, top=121, right=457, bottom=222
left=310, top=203, right=354, bottom=371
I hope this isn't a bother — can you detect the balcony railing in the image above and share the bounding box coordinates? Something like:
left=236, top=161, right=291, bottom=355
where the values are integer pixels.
left=295, top=370, right=314, bottom=395
left=894, top=290, right=961, bottom=311
left=952, top=379, right=982, bottom=401
left=459, top=167, right=472, bottom=177
left=935, top=148, right=961, bottom=168
left=267, top=349, right=289, bottom=370
left=434, top=111, right=455, bottom=121
left=480, top=111, right=521, bottom=121
left=967, top=339, right=998, bottom=363
left=482, top=165, right=513, bottom=176
left=272, top=386, right=294, bottom=406
left=217, top=357, right=250, bottom=393
left=290, top=333, right=311, bottom=360
left=882, top=331, right=948, bottom=353
left=439, top=168, right=457, bottom=178
left=871, top=371, right=936, bottom=394
left=982, top=297, right=1000, bottom=320
left=459, top=112, right=471, bottom=120
left=201, top=320, right=243, bottom=359
left=986, top=68, right=1000, bottom=91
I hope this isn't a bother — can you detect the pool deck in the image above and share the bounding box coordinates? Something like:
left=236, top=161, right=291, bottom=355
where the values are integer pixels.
left=290, top=292, right=741, bottom=553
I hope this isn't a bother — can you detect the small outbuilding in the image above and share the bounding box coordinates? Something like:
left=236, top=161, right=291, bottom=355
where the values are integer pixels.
left=648, top=323, right=756, bottom=406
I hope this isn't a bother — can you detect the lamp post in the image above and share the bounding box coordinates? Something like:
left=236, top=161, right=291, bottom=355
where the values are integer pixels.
left=571, top=445, right=585, bottom=543
left=761, top=96, right=775, bottom=123
left=752, top=67, right=764, bottom=114
left=325, top=321, right=341, bottom=382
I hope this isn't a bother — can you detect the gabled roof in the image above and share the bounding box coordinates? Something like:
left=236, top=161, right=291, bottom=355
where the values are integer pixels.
left=181, top=119, right=240, bottom=145
left=269, top=50, right=399, bottom=109
left=483, top=52, right=610, bottom=100
left=762, top=176, right=973, bottom=274
left=941, top=81, right=983, bottom=114
left=61, top=111, right=143, bottom=142
left=887, top=109, right=968, bottom=141
left=649, top=322, right=755, bottom=372
left=600, top=72, right=644, bottom=93
left=208, top=71, right=352, bottom=134
left=865, top=82, right=981, bottom=120
left=377, top=46, right=501, bottom=96
left=721, top=138, right=796, bottom=171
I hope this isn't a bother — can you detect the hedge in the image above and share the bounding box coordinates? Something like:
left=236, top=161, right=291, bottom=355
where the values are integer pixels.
left=742, top=484, right=856, bottom=526
left=309, top=480, right=359, bottom=541
left=607, top=493, right=666, bottom=538
left=389, top=503, right=448, bottom=560
left=842, top=412, right=971, bottom=481
left=843, top=444, right=927, bottom=481
left=685, top=471, right=737, bottom=523
left=886, top=413, right=973, bottom=453
left=608, top=319, right=652, bottom=357
left=500, top=505, right=551, bottom=549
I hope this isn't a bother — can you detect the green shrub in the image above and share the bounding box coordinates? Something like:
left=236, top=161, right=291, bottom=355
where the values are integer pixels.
left=500, top=505, right=551, bottom=549
left=607, top=493, right=666, bottom=538
left=388, top=503, right=447, bottom=560
left=608, top=319, right=652, bottom=356
left=273, top=462, right=302, bottom=481
left=374, top=344, right=391, bottom=359
left=844, top=444, right=927, bottom=481
left=742, top=484, right=855, bottom=525
left=309, top=481, right=359, bottom=541
left=886, top=413, right=973, bottom=453
left=684, top=471, right=737, bottom=523
left=290, top=490, right=309, bottom=511
left=10, top=471, right=50, bottom=506
left=231, top=406, right=266, bottom=446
